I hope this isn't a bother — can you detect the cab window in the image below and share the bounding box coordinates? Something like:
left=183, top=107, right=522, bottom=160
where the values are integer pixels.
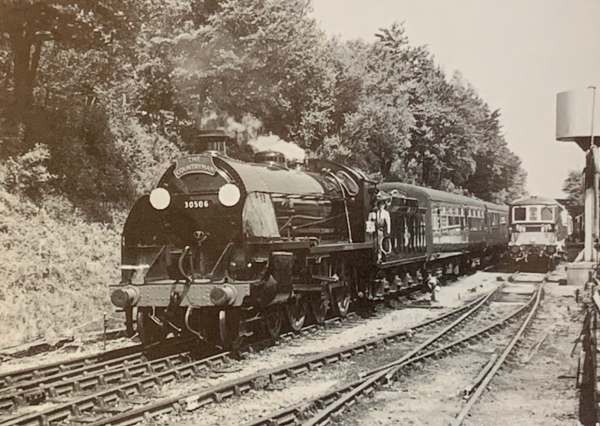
left=528, top=207, right=538, bottom=221
left=541, top=206, right=553, bottom=221
left=514, top=207, right=526, bottom=221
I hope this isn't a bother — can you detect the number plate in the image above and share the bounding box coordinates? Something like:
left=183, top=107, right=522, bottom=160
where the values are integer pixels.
left=184, top=200, right=211, bottom=209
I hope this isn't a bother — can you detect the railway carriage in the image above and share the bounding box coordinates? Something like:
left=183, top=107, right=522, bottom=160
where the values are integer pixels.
left=378, top=183, right=508, bottom=274
left=110, top=132, right=510, bottom=349
left=508, top=196, right=570, bottom=269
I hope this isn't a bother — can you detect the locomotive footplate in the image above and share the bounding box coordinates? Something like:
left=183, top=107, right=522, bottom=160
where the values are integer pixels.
left=292, top=276, right=345, bottom=292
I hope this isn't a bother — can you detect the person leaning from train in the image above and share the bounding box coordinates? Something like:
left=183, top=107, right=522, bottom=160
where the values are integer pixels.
left=368, top=191, right=391, bottom=262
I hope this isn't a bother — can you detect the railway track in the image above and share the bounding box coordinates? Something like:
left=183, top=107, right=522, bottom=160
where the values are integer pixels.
left=0, top=280, right=432, bottom=420
left=450, top=283, right=543, bottom=425
left=0, top=337, right=186, bottom=390
left=0, top=302, right=422, bottom=417
left=242, top=283, right=543, bottom=426
left=0, top=288, right=496, bottom=426
left=0, top=307, right=392, bottom=425
left=0, top=316, right=345, bottom=421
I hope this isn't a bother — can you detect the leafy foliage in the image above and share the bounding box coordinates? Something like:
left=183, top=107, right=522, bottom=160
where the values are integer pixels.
left=0, top=0, right=137, bottom=121
left=4, top=143, right=55, bottom=198
left=0, top=189, right=120, bottom=346
left=562, top=169, right=584, bottom=204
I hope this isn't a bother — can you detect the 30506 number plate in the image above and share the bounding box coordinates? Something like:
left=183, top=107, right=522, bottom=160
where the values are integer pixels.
left=184, top=200, right=210, bottom=209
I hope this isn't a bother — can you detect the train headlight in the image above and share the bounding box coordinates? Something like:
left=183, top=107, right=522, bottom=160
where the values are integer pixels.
left=510, top=246, right=520, bottom=254
left=149, top=187, right=171, bottom=210
left=218, top=183, right=241, bottom=207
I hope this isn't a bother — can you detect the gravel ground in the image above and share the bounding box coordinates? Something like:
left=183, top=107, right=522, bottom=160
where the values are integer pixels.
left=336, top=310, right=526, bottom=425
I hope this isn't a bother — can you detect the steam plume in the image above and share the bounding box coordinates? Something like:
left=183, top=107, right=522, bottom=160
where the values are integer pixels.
left=248, top=134, right=306, bottom=162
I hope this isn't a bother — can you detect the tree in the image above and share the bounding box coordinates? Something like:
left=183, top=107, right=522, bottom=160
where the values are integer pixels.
left=331, top=25, right=415, bottom=178
left=327, top=23, right=527, bottom=200
left=0, top=0, right=136, bottom=122
left=164, top=0, right=337, bottom=149
left=562, top=170, right=584, bottom=204
left=341, top=97, right=413, bottom=178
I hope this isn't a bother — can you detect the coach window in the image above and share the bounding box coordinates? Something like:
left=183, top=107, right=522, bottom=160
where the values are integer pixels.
left=513, top=207, right=526, bottom=221
left=541, top=206, right=553, bottom=221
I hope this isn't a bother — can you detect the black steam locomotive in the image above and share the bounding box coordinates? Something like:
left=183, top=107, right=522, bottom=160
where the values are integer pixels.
left=110, top=132, right=508, bottom=348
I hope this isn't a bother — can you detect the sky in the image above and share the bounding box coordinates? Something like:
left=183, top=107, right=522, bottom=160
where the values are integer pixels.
left=311, top=0, right=600, bottom=198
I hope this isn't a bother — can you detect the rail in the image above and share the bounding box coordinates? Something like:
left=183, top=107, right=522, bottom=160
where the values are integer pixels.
left=0, top=337, right=186, bottom=389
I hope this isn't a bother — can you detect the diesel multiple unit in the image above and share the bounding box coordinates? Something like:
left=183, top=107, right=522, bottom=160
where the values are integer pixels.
left=508, top=196, right=570, bottom=269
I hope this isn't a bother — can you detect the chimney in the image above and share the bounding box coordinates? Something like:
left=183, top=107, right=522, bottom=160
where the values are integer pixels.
left=194, top=129, right=232, bottom=155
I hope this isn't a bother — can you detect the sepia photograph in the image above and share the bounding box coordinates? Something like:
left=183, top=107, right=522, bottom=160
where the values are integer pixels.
left=0, top=0, right=599, bottom=424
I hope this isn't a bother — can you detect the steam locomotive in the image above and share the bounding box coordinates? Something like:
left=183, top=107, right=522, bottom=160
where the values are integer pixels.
left=110, top=131, right=509, bottom=349
left=508, top=196, right=571, bottom=270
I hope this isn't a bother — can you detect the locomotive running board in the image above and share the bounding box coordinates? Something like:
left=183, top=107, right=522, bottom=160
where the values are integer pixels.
left=310, top=241, right=374, bottom=254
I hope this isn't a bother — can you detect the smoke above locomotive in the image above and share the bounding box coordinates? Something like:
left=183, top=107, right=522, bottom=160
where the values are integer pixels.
left=248, top=134, right=306, bottom=162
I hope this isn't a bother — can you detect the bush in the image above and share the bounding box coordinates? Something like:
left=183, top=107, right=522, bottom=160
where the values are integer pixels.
left=4, top=144, right=55, bottom=199
left=0, top=190, right=121, bottom=347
